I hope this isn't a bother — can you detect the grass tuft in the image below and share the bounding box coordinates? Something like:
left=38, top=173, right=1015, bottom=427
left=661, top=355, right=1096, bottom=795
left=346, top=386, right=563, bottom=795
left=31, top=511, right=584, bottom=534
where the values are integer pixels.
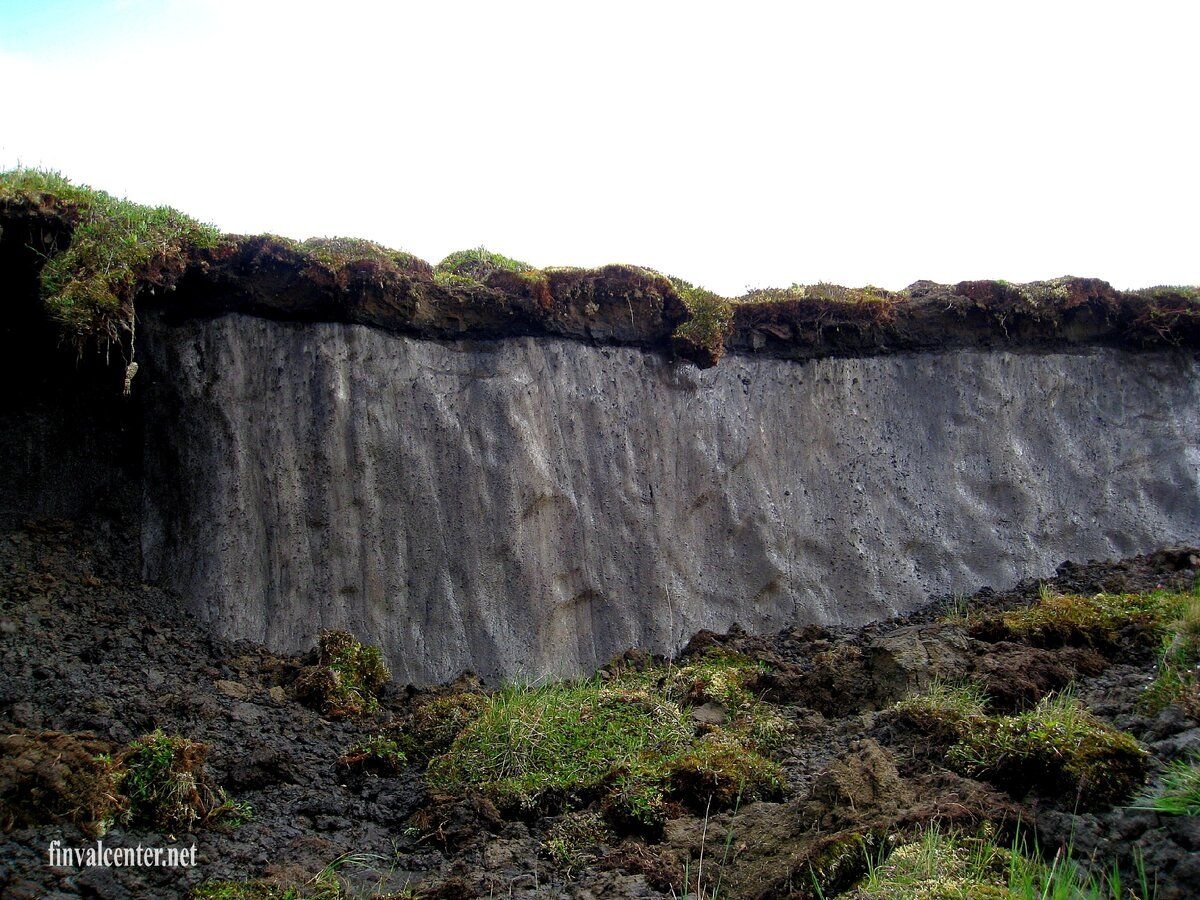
left=116, top=730, right=237, bottom=831
left=850, top=823, right=1151, bottom=899
left=298, top=236, right=424, bottom=275
left=424, top=653, right=785, bottom=830
left=670, top=278, right=733, bottom=366
left=1141, top=589, right=1200, bottom=715
left=436, top=247, right=535, bottom=282
left=338, top=735, right=407, bottom=775
left=894, top=679, right=990, bottom=722
left=1133, top=753, right=1200, bottom=816
left=0, top=167, right=221, bottom=347
left=946, top=692, right=1148, bottom=808
left=426, top=678, right=692, bottom=813
left=997, top=589, right=1185, bottom=645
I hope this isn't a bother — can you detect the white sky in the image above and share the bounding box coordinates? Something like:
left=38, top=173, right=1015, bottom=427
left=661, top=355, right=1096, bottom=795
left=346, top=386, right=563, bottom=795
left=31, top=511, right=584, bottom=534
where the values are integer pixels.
left=1, top=0, right=1196, bottom=295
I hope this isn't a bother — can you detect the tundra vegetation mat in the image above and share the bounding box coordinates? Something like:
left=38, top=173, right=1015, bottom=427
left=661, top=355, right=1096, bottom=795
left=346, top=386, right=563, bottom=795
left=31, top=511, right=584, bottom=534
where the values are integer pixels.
left=1, top=515, right=1199, bottom=898
left=2, top=168, right=1199, bottom=371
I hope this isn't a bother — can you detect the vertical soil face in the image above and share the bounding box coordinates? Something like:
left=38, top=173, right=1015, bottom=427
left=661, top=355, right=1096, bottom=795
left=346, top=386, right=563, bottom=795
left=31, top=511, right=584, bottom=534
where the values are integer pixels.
left=138, top=311, right=1200, bottom=684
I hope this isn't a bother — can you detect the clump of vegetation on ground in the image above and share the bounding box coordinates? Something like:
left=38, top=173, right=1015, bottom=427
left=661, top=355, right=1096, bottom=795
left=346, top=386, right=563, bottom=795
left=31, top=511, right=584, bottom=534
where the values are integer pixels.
left=669, top=278, right=734, bottom=366
left=0, top=728, right=246, bottom=836
left=434, top=246, right=551, bottom=304
left=416, top=651, right=785, bottom=831
left=945, top=692, right=1148, bottom=808
left=297, top=237, right=426, bottom=276
left=1134, top=753, right=1200, bottom=816
left=389, top=690, right=488, bottom=762
left=739, top=282, right=900, bottom=317
left=295, top=630, right=391, bottom=717
left=0, top=730, right=121, bottom=836
left=0, top=168, right=221, bottom=346
left=846, top=824, right=1150, bottom=899
left=1141, top=589, right=1200, bottom=715
left=117, top=729, right=246, bottom=831
left=892, top=679, right=989, bottom=724
left=890, top=681, right=1148, bottom=808
left=338, top=735, right=407, bottom=775
left=542, top=810, right=612, bottom=876
left=993, top=585, right=1188, bottom=647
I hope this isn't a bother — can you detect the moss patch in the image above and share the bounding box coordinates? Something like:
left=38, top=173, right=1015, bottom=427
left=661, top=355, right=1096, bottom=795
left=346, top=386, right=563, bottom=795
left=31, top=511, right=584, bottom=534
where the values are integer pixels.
left=391, top=691, right=487, bottom=762
left=741, top=281, right=900, bottom=314
left=294, top=630, right=391, bottom=718
left=972, top=586, right=1192, bottom=651
left=298, top=236, right=428, bottom=277
left=1141, top=590, right=1200, bottom=715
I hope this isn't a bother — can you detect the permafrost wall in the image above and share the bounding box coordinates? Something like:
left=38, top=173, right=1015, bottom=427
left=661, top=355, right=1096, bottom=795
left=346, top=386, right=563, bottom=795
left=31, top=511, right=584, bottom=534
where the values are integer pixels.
left=140, top=312, right=1200, bottom=684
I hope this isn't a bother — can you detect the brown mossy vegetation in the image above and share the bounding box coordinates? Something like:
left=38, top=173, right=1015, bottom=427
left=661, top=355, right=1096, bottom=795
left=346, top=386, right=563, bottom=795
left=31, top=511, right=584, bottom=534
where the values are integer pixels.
left=337, top=734, right=408, bottom=776
left=0, top=728, right=245, bottom=837
left=0, top=730, right=120, bottom=837
left=116, top=729, right=244, bottom=831
left=389, top=690, right=488, bottom=763
left=294, top=630, right=391, bottom=718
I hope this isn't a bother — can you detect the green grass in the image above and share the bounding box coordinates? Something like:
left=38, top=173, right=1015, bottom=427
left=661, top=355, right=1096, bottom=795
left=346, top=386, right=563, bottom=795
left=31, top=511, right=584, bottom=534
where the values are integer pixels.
left=117, top=730, right=230, bottom=831
left=435, top=247, right=535, bottom=281
left=851, top=824, right=1153, bottom=899
left=739, top=281, right=899, bottom=313
left=422, top=653, right=785, bottom=829
left=946, top=692, right=1148, bottom=807
left=998, top=588, right=1188, bottom=642
left=1141, top=589, right=1200, bottom=715
left=0, top=168, right=221, bottom=345
left=669, top=278, right=734, bottom=366
left=893, top=679, right=989, bottom=723
left=338, top=734, right=407, bottom=774
left=427, top=678, right=693, bottom=810
left=1133, top=753, right=1200, bottom=816
left=297, top=236, right=423, bottom=274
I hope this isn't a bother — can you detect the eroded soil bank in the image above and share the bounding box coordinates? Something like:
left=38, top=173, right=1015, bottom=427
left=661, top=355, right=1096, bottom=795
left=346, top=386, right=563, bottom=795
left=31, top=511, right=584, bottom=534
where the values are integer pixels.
left=1, top=515, right=1198, bottom=899
left=139, top=312, right=1200, bottom=683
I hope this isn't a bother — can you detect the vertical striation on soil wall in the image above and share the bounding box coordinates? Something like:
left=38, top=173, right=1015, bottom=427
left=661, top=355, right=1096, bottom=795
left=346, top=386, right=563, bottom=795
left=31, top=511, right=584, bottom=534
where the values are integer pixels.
left=140, top=312, right=1200, bottom=683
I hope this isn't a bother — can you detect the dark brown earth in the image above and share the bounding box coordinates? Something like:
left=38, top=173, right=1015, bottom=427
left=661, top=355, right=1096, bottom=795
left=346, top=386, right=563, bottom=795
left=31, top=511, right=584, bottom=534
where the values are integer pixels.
left=1, top=514, right=1198, bottom=899
left=3, top=197, right=1198, bottom=371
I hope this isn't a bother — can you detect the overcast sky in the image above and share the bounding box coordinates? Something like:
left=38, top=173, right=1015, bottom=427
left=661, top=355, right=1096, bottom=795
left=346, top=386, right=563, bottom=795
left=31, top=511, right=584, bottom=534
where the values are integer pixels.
left=1, top=0, right=1196, bottom=295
